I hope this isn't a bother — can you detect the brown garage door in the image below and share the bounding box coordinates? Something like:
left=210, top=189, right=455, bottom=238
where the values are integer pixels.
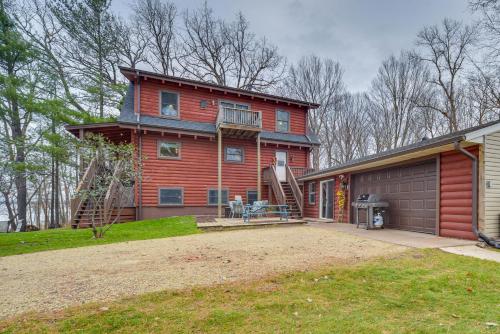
left=351, top=159, right=437, bottom=234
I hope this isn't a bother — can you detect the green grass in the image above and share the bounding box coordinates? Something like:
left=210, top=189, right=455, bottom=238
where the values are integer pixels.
left=0, top=216, right=199, bottom=257
left=1, top=249, right=498, bottom=333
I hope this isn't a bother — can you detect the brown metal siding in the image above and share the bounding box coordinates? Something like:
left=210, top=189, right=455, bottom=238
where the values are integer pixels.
left=352, top=159, right=437, bottom=234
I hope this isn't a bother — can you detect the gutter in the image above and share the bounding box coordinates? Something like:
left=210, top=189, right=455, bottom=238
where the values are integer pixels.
left=454, top=141, right=500, bottom=248
left=299, top=136, right=466, bottom=182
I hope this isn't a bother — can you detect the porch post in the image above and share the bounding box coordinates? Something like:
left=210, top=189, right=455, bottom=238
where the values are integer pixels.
left=257, top=133, right=261, bottom=200
left=218, top=129, right=222, bottom=218
left=78, top=128, right=84, bottom=179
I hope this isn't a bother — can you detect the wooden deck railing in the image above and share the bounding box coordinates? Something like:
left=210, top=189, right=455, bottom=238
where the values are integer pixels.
left=217, top=106, right=262, bottom=129
left=286, top=165, right=303, bottom=216
left=70, top=157, right=98, bottom=223
left=289, top=166, right=317, bottom=178
left=263, top=166, right=286, bottom=205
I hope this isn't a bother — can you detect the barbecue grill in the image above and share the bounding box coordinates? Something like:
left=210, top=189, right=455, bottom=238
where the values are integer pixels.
left=352, top=194, right=389, bottom=229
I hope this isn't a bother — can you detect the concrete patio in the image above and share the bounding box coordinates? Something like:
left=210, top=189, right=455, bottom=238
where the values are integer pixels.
left=307, top=221, right=478, bottom=248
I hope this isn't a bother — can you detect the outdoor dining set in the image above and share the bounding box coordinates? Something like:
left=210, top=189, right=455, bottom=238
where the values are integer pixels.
left=227, top=196, right=289, bottom=223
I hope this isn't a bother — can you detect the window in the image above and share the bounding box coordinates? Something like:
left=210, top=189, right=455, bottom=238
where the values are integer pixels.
left=220, top=101, right=249, bottom=110
left=276, top=110, right=290, bottom=132
left=159, top=188, right=183, bottom=205
left=225, top=147, right=244, bottom=163
left=247, top=190, right=258, bottom=205
left=158, top=141, right=180, bottom=159
left=308, top=182, right=316, bottom=205
left=160, top=91, right=179, bottom=117
left=208, top=189, right=228, bottom=206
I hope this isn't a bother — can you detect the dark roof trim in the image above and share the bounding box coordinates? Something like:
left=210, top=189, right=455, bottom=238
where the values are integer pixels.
left=119, top=66, right=320, bottom=109
left=65, top=122, right=119, bottom=130
left=299, top=136, right=464, bottom=181
left=299, top=118, right=500, bottom=181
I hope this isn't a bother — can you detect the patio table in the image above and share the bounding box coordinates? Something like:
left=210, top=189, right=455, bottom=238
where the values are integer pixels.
left=243, top=204, right=288, bottom=223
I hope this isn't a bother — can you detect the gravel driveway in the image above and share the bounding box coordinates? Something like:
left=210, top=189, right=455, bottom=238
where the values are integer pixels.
left=0, top=225, right=406, bottom=319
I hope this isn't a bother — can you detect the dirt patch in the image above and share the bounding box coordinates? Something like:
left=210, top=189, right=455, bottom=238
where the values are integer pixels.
left=0, top=225, right=407, bottom=319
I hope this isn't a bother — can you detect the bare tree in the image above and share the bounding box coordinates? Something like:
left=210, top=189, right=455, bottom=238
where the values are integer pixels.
left=114, top=17, right=148, bottom=69
left=366, top=51, right=432, bottom=151
left=181, top=2, right=285, bottom=91
left=469, top=0, right=500, bottom=113
left=224, top=13, right=285, bottom=91
left=133, top=0, right=177, bottom=75
left=324, top=93, right=369, bottom=165
left=281, top=55, right=344, bottom=168
left=281, top=55, right=344, bottom=169
left=415, top=18, right=476, bottom=132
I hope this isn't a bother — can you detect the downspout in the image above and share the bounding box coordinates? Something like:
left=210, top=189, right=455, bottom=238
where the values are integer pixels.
left=454, top=141, right=500, bottom=248
left=136, top=73, right=143, bottom=221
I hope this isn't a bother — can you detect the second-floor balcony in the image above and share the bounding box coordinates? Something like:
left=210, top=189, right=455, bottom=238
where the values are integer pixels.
left=216, top=106, right=262, bottom=136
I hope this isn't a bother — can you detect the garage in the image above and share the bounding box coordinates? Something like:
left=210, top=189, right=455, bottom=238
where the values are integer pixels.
left=351, top=159, right=437, bottom=234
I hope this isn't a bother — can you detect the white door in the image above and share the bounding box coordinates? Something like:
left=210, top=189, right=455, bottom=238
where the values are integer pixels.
left=275, top=151, right=287, bottom=181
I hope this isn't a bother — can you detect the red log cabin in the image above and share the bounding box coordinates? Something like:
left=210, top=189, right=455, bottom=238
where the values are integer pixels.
left=67, top=67, right=500, bottom=242
left=67, top=67, right=320, bottom=226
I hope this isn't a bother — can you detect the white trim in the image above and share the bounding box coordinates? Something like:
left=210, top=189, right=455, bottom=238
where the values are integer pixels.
left=319, top=179, right=335, bottom=219
left=218, top=99, right=251, bottom=110
left=465, top=123, right=500, bottom=143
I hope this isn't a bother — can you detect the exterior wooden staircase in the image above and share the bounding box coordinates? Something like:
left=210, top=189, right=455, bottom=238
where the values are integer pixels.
left=263, top=164, right=303, bottom=218
left=281, top=182, right=302, bottom=218
left=71, top=158, right=135, bottom=229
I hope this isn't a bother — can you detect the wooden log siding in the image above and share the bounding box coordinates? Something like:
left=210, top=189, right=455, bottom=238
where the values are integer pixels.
left=303, top=180, right=319, bottom=218
left=439, top=146, right=478, bottom=240
left=303, top=175, right=350, bottom=222
left=139, top=132, right=308, bottom=207
left=136, top=79, right=307, bottom=135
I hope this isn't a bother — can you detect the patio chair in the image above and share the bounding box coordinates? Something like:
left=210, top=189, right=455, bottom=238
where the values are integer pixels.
left=251, top=201, right=268, bottom=218
left=229, top=200, right=243, bottom=218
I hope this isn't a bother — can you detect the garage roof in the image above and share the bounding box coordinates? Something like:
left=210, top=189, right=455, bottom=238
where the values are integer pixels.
left=299, top=119, right=500, bottom=181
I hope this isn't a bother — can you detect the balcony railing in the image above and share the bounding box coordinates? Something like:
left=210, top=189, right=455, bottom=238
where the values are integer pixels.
left=216, top=106, right=262, bottom=130
left=289, top=167, right=317, bottom=178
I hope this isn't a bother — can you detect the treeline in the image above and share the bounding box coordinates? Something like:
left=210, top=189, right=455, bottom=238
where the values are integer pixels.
left=0, top=0, right=499, bottom=230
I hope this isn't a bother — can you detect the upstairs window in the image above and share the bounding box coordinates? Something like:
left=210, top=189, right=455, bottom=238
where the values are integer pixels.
left=276, top=110, right=290, bottom=132
left=158, top=141, right=180, bottom=159
left=308, top=182, right=316, bottom=205
left=160, top=91, right=179, bottom=117
left=208, top=189, right=229, bottom=206
left=159, top=188, right=183, bottom=206
left=225, top=147, right=244, bottom=163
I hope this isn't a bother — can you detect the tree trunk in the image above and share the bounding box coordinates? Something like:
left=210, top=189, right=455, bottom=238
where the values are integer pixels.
left=11, top=99, right=27, bottom=232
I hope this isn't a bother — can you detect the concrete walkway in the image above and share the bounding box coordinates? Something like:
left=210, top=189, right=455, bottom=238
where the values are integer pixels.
left=309, top=222, right=500, bottom=262
left=440, top=245, right=500, bottom=263
left=308, top=222, right=477, bottom=248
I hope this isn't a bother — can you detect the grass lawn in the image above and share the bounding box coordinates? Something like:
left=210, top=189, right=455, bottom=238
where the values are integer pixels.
left=0, top=216, right=199, bottom=257
left=1, top=249, right=498, bottom=333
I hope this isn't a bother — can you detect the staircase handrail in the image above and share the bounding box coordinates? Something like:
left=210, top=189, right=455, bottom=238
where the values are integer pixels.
left=269, top=165, right=286, bottom=205
left=102, top=160, right=125, bottom=226
left=70, top=157, right=98, bottom=223
left=286, top=164, right=303, bottom=216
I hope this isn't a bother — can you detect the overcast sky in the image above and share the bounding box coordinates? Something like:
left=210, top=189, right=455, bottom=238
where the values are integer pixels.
left=112, top=0, right=477, bottom=92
